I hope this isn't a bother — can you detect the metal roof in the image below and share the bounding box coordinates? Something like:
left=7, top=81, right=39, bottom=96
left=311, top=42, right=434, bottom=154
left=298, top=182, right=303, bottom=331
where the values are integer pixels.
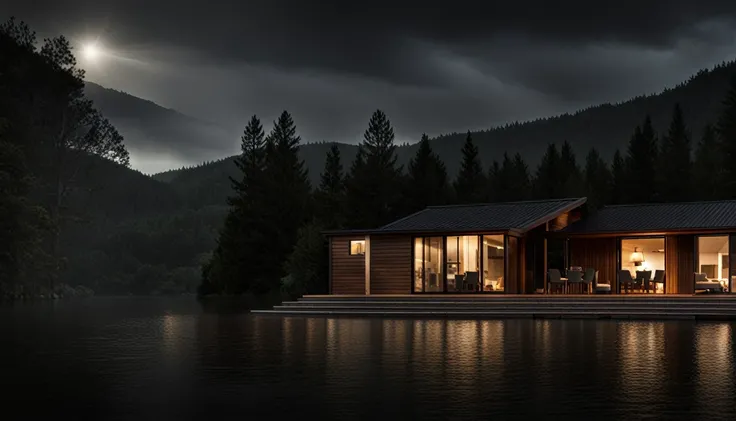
left=375, top=198, right=586, bottom=234
left=563, top=200, right=736, bottom=234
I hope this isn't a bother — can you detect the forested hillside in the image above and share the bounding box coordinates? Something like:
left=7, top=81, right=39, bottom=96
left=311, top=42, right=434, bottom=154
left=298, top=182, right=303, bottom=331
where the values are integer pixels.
left=155, top=60, right=736, bottom=208
left=4, top=16, right=736, bottom=299
left=83, top=81, right=234, bottom=174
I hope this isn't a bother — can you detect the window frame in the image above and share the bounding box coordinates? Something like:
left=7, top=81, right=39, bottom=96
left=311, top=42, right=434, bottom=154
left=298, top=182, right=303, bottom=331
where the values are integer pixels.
left=348, top=239, right=366, bottom=256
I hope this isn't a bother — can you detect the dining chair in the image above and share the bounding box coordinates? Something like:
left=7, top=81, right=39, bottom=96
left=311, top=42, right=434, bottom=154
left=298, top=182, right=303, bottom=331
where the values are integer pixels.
left=634, top=270, right=646, bottom=293
left=454, top=274, right=465, bottom=292
left=582, top=268, right=595, bottom=294
left=637, top=270, right=652, bottom=293
left=593, top=270, right=611, bottom=294
left=567, top=270, right=584, bottom=294
left=652, top=270, right=665, bottom=293
left=464, top=271, right=480, bottom=292
left=619, top=270, right=634, bottom=294
left=548, top=269, right=565, bottom=294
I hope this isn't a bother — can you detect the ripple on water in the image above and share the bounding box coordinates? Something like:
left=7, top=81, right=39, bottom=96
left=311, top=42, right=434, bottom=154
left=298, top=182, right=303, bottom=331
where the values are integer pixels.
left=1, top=298, right=736, bottom=420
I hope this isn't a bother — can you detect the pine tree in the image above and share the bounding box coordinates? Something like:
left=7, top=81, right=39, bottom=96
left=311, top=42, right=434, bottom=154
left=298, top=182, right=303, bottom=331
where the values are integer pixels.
left=260, top=111, right=311, bottom=289
left=315, top=143, right=345, bottom=228
left=344, top=110, right=402, bottom=228
left=560, top=141, right=584, bottom=197
left=626, top=116, right=658, bottom=203
left=718, top=75, right=736, bottom=198
left=534, top=143, right=562, bottom=199
left=584, top=148, right=611, bottom=209
left=693, top=124, right=723, bottom=201
left=487, top=160, right=501, bottom=202
left=611, top=150, right=627, bottom=204
left=406, top=134, right=449, bottom=213
left=510, top=153, right=531, bottom=201
left=283, top=221, right=328, bottom=297
left=201, top=115, right=268, bottom=295
left=489, top=153, right=529, bottom=202
left=453, top=131, right=486, bottom=203
left=658, top=104, right=692, bottom=201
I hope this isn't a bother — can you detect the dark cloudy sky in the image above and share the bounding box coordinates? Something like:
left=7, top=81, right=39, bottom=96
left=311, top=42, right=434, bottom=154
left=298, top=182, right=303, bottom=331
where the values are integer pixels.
left=3, top=1, right=736, bottom=172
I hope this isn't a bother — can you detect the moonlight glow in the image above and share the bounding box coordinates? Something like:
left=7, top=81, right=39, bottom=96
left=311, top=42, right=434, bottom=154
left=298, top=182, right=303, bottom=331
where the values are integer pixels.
left=82, top=42, right=101, bottom=61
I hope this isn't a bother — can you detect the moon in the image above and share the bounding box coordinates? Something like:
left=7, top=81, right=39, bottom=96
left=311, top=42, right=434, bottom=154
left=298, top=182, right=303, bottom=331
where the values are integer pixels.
left=82, top=42, right=101, bottom=62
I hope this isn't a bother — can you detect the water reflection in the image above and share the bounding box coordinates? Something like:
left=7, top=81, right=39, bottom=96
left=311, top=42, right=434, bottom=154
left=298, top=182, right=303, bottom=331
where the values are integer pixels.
left=3, top=298, right=736, bottom=420
left=695, top=323, right=734, bottom=415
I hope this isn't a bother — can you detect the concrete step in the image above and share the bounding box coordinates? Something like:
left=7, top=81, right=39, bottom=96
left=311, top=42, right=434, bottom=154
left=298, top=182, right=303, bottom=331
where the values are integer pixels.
left=299, top=296, right=736, bottom=303
left=252, top=296, right=736, bottom=319
left=283, top=300, right=736, bottom=308
left=272, top=304, right=736, bottom=312
left=251, top=309, right=736, bottom=319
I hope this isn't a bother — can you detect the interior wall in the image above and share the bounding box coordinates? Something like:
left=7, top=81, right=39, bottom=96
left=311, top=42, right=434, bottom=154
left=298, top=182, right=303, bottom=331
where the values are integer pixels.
left=696, top=235, right=730, bottom=281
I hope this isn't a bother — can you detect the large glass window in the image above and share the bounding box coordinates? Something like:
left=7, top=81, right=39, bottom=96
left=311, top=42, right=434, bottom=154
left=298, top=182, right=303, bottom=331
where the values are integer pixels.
left=413, top=237, right=443, bottom=292
left=697, top=236, right=730, bottom=293
left=446, top=236, right=480, bottom=292
left=414, top=234, right=505, bottom=293
left=620, top=237, right=665, bottom=294
left=483, top=235, right=505, bottom=291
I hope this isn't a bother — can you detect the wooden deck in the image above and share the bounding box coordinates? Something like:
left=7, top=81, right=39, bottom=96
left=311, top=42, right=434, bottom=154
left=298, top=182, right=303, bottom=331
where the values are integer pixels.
left=252, top=294, right=736, bottom=319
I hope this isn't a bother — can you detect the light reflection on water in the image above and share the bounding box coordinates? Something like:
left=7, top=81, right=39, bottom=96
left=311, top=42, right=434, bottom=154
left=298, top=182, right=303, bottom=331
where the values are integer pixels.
left=2, top=297, right=736, bottom=420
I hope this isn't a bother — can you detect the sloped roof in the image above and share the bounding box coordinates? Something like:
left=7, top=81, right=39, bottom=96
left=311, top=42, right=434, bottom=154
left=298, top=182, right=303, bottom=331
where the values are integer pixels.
left=377, top=198, right=586, bottom=234
left=563, top=200, right=736, bottom=234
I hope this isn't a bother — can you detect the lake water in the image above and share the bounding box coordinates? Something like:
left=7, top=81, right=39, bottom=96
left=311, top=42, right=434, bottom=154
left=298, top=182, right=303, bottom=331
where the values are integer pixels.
left=2, top=297, right=735, bottom=420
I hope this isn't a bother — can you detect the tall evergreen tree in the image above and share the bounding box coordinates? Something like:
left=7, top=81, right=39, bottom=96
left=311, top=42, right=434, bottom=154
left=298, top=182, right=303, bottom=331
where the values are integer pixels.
left=718, top=75, right=736, bottom=198
left=584, top=148, right=611, bottom=209
left=260, top=111, right=311, bottom=289
left=510, top=153, right=531, bottom=201
left=453, top=131, right=486, bottom=203
left=693, top=124, right=722, bottom=201
left=344, top=110, right=402, bottom=228
left=406, top=134, right=449, bottom=213
left=201, top=115, right=267, bottom=295
left=315, top=143, right=345, bottom=228
left=486, top=160, right=501, bottom=202
left=490, top=153, right=530, bottom=202
left=657, top=104, right=692, bottom=201
left=610, top=150, right=627, bottom=204
left=560, top=141, right=584, bottom=197
left=626, top=116, right=658, bottom=203
left=534, top=143, right=562, bottom=199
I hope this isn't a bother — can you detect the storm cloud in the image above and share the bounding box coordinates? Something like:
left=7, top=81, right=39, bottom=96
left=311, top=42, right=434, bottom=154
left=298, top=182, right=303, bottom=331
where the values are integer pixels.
left=3, top=1, right=736, bottom=172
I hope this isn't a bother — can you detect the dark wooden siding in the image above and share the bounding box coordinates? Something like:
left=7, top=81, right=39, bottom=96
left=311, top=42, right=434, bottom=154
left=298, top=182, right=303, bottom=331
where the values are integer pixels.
left=664, top=235, right=695, bottom=294
left=569, top=238, right=618, bottom=291
left=506, top=236, right=520, bottom=294
left=677, top=235, right=694, bottom=294
left=665, top=236, right=678, bottom=294
left=330, top=235, right=365, bottom=295
left=370, top=235, right=412, bottom=294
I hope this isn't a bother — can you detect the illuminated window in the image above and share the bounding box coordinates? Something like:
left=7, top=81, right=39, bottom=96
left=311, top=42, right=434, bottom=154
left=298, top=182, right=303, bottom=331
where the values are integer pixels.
left=349, top=240, right=366, bottom=255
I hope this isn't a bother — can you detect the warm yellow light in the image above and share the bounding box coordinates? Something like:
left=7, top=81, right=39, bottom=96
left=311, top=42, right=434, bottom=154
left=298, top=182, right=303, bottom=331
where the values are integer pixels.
left=629, top=247, right=644, bottom=264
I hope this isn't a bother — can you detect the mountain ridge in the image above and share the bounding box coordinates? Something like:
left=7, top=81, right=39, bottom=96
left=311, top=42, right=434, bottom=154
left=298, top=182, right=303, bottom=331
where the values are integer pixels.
left=83, top=81, right=235, bottom=174
left=144, top=59, right=736, bottom=207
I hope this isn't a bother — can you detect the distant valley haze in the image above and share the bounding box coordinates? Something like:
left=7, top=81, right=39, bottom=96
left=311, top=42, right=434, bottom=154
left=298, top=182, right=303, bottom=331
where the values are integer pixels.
left=3, top=1, right=736, bottom=173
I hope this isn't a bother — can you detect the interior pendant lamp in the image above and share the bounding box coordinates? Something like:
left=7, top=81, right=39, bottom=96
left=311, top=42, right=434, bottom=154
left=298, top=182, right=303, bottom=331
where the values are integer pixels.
left=629, top=247, right=644, bottom=266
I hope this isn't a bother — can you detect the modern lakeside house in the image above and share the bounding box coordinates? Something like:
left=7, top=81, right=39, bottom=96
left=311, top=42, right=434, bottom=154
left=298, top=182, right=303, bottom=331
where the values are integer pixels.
left=254, top=197, right=736, bottom=317
left=324, top=198, right=736, bottom=296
